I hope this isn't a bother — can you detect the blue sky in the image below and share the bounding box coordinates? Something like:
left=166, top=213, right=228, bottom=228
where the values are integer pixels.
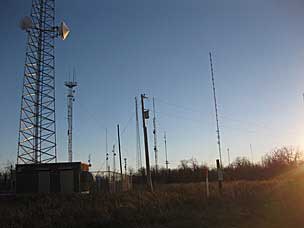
left=1, top=0, right=304, bottom=170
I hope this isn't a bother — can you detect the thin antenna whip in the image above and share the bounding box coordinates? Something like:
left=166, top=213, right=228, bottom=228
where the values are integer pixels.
left=209, top=52, right=223, bottom=167
left=153, top=97, right=158, bottom=173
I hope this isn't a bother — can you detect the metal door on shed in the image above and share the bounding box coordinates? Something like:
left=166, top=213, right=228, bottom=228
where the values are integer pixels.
left=60, top=170, right=74, bottom=193
left=16, top=172, right=38, bottom=193
left=38, top=171, right=50, bottom=193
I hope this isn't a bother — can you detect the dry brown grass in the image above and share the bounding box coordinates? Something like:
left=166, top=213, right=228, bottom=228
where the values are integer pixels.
left=1, top=168, right=304, bottom=228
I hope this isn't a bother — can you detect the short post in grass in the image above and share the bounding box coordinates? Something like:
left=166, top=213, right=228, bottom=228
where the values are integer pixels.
left=216, top=159, right=223, bottom=195
left=205, top=168, right=210, bottom=198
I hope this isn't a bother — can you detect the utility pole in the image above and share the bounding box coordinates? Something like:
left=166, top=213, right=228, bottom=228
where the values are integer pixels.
left=141, top=94, right=153, bottom=192
left=209, top=52, right=223, bottom=168
left=227, top=148, right=231, bottom=166
left=152, top=97, right=158, bottom=174
left=164, top=132, right=169, bottom=171
left=135, top=97, right=143, bottom=171
left=117, top=124, right=123, bottom=180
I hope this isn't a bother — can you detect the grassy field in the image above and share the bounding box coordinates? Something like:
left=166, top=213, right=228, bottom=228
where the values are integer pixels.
left=1, top=168, right=304, bottom=228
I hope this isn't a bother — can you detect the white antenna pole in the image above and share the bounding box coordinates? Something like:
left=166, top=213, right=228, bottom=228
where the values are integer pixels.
left=65, top=72, right=77, bottom=162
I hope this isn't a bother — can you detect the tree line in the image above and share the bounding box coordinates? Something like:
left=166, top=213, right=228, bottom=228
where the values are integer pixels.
left=133, top=146, right=304, bottom=184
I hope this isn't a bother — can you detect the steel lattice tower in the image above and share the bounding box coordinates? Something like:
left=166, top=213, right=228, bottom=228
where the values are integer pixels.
left=65, top=79, right=77, bottom=162
left=17, top=0, right=69, bottom=164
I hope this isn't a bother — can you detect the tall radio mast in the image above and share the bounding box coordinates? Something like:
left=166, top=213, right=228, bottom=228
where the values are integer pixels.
left=65, top=72, right=77, bottom=162
left=209, top=52, right=223, bottom=168
left=17, top=0, right=70, bottom=164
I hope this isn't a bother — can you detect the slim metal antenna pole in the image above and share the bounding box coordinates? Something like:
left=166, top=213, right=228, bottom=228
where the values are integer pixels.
left=112, top=144, right=116, bottom=193
left=88, top=154, right=91, bottom=165
left=106, top=128, right=108, bottom=161
left=124, top=158, right=127, bottom=176
left=250, top=144, right=254, bottom=164
left=227, top=148, right=230, bottom=166
left=124, top=158, right=128, bottom=189
left=209, top=52, right=223, bottom=168
left=164, top=132, right=169, bottom=171
left=112, top=144, right=116, bottom=183
left=141, top=94, right=153, bottom=192
left=106, top=128, right=109, bottom=177
left=117, top=124, right=123, bottom=180
left=152, top=97, right=158, bottom=173
left=106, top=154, right=109, bottom=178
left=135, top=97, right=143, bottom=171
